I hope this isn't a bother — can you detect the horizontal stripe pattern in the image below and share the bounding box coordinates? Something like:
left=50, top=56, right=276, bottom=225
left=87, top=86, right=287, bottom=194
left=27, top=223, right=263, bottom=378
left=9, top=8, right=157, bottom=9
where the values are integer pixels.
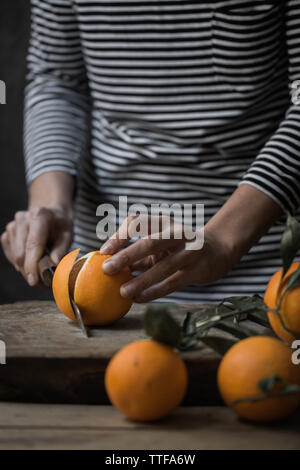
left=24, top=0, right=300, bottom=302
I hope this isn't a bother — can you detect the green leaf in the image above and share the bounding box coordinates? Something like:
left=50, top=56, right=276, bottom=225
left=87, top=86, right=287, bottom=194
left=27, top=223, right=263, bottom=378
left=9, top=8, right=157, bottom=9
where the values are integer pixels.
left=280, top=211, right=300, bottom=278
left=143, top=305, right=181, bottom=348
left=222, top=294, right=266, bottom=312
left=182, top=311, right=197, bottom=336
left=179, top=335, right=199, bottom=351
left=195, top=314, right=223, bottom=332
left=221, top=295, right=270, bottom=327
left=230, top=375, right=300, bottom=406
left=199, top=336, right=237, bottom=356
left=211, top=321, right=259, bottom=340
left=191, top=306, right=218, bottom=323
left=247, top=312, right=270, bottom=329
left=272, top=308, right=300, bottom=340
left=180, top=310, right=214, bottom=350
left=258, top=375, right=282, bottom=394
left=285, top=264, right=300, bottom=292
left=258, top=375, right=300, bottom=399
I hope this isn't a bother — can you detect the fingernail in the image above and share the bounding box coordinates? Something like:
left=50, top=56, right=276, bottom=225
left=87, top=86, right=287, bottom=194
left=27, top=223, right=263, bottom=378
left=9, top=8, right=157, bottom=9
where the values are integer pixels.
left=102, top=259, right=116, bottom=274
left=100, top=242, right=113, bottom=255
left=27, top=273, right=36, bottom=286
left=120, top=283, right=133, bottom=298
left=51, top=253, right=60, bottom=265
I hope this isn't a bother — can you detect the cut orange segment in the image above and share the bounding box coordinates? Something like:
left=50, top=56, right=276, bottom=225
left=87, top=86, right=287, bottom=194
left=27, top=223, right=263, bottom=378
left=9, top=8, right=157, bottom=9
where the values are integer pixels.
left=52, top=248, right=80, bottom=322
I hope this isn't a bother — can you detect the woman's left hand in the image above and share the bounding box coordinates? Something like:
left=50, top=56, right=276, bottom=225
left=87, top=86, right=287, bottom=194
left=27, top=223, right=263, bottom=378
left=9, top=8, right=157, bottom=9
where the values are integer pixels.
left=100, top=215, right=234, bottom=302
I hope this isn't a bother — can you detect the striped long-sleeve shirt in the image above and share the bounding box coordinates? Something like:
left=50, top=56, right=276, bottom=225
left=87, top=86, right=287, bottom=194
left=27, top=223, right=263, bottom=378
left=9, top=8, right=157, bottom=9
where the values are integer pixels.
left=24, top=0, right=300, bottom=302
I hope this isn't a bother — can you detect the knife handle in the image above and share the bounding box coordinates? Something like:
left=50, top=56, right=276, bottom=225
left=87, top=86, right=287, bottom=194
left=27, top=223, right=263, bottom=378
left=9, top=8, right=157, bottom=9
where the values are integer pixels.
left=38, top=255, right=56, bottom=288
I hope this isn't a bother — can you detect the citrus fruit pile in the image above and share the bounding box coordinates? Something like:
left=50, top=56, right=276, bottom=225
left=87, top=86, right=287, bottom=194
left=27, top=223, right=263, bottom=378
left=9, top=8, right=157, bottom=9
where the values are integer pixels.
left=50, top=211, right=300, bottom=424
left=215, top=256, right=300, bottom=423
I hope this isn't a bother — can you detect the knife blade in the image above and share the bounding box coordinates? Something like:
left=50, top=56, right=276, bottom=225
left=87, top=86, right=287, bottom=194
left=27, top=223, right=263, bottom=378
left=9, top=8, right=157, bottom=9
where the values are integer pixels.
left=38, top=253, right=90, bottom=338
left=70, top=297, right=89, bottom=338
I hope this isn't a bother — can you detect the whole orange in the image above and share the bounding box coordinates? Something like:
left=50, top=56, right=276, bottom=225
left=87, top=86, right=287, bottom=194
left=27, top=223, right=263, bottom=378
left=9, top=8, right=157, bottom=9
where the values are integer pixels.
left=217, top=336, right=300, bottom=423
left=52, top=249, right=132, bottom=325
left=105, top=339, right=188, bottom=421
left=264, top=261, right=300, bottom=344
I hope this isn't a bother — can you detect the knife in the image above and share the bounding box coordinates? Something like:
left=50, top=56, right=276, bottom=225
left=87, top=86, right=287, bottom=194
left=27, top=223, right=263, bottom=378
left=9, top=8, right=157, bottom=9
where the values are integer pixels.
left=70, top=297, right=89, bottom=338
left=38, top=252, right=90, bottom=338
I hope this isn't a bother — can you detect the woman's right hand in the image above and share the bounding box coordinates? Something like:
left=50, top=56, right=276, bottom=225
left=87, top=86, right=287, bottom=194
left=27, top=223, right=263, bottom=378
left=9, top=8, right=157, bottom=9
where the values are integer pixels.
left=1, top=206, right=73, bottom=286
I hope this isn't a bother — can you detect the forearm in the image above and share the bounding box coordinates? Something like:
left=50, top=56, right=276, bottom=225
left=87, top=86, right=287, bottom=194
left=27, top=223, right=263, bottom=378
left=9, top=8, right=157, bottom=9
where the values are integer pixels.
left=24, top=0, right=90, bottom=187
left=205, top=184, right=284, bottom=269
left=29, top=171, right=75, bottom=214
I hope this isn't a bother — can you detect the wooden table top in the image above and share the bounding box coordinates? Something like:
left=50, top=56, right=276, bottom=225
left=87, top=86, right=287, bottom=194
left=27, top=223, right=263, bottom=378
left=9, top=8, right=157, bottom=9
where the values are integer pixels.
left=0, top=402, right=299, bottom=450
left=0, top=301, right=298, bottom=450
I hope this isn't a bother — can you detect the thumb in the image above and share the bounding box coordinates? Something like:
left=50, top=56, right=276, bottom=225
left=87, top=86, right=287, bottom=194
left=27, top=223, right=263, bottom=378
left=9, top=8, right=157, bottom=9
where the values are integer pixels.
left=50, top=231, right=73, bottom=265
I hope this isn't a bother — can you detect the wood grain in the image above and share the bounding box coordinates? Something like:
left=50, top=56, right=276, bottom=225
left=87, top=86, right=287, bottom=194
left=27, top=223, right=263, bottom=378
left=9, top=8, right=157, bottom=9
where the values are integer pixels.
left=0, top=301, right=226, bottom=405
left=0, top=402, right=298, bottom=450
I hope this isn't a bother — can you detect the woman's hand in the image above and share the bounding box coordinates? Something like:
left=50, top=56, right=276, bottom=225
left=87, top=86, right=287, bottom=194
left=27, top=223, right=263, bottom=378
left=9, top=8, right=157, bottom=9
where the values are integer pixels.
left=99, top=184, right=284, bottom=302
left=100, top=215, right=233, bottom=302
left=1, top=206, right=73, bottom=286
left=1, top=171, right=75, bottom=287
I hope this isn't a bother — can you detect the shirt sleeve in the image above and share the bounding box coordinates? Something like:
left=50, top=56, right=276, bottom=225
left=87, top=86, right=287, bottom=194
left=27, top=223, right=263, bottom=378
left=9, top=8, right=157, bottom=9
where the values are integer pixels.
left=238, top=0, right=300, bottom=215
left=24, top=0, right=91, bottom=185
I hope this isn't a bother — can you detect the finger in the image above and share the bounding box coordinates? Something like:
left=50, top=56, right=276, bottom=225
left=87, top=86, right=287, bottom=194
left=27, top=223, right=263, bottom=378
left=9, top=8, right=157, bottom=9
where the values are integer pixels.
left=3, top=222, right=21, bottom=271
left=102, top=236, right=183, bottom=275
left=14, top=211, right=29, bottom=269
left=135, top=270, right=187, bottom=302
left=130, top=251, right=170, bottom=272
left=130, top=256, right=155, bottom=272
left=1, top=231, right=14, bottom=265
left=24, top=208, right=52, bottom=286
left=100, top=215, right=141, bottom=255
left=1, top=230, right=36, bottom=282
left=50, top=230, right=73, bottom=265
left=120, top=249, right=184, bottom=299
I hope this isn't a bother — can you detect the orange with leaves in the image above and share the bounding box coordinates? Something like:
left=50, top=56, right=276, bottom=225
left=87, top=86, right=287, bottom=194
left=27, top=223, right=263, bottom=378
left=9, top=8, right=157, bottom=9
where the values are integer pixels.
left=264, top=261, right=300, bottom=344
left=217, top=336, right=300, bottom=422
left=52, top=249, right=132, bottom=325
left=105, top=338, right=188, bottom=421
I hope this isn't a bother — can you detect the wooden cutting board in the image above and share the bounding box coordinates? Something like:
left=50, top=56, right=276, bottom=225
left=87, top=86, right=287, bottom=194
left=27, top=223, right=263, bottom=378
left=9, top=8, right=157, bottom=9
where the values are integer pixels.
left=0, top=301, right=238, bottom=405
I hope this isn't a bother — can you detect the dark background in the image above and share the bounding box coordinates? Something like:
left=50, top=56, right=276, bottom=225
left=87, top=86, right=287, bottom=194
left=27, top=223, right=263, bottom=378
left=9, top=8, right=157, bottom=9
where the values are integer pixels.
left=0, top=1, right=50, bottom=303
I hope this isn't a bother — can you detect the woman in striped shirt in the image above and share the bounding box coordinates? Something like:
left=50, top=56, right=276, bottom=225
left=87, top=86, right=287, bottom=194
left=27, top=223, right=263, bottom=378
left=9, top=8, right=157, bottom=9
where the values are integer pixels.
left=1, top=0, right=300, bottom=303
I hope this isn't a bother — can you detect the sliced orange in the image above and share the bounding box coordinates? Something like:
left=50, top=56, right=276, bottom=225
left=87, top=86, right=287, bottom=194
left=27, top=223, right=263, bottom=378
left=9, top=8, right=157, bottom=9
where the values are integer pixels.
left=52, top=250, right=133, bottom=326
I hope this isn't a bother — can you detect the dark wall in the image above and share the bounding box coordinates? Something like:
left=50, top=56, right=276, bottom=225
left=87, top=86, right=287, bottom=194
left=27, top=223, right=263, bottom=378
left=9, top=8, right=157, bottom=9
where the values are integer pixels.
left=0, top=1, right=50, bottom=303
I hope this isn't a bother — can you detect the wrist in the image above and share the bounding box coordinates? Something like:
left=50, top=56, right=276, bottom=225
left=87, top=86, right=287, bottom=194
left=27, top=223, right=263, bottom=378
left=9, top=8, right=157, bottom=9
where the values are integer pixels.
left=205, top=184, right=283, bottom=268
left=204, top=224, right=239, bottom=276
left=28, top=200, right=73, bottom=217
left=28, top=171, right=75, bottom=216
